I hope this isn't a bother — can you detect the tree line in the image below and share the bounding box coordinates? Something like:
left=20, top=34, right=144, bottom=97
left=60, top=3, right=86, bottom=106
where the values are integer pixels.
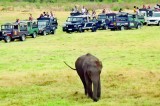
left=0, top=0, right=157, bottom=3
left=0, top=0, right=140, bottom=3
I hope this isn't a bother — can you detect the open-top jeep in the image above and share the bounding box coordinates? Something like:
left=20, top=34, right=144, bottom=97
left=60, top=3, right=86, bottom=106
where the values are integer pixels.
left=108, top=12, right=142, bottom=30
left=37, top=17, right=58, bottom=35
left=62, top=15, right=97, bottom=33
left=97, top=13, right=116, bottom=30
left=0, top=22, right=28, bottom=43
left=20, top=20, right=39, bottom=38
left=133, top=14, right=145, bottom=25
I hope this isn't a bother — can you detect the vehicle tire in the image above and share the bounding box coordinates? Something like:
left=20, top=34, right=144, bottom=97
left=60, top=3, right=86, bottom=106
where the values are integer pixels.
left=66, top=31, right=70, bottom=33
left=11, top=38, right=15, bottom=41
left=158, top=22, right=160, bottom=26
left=91, top=26, right=96, bottom=32
left=51, top=30, right=55, bottom=34
left=32, top=32, right=37, bottom=38
left=120, top=26, right=124, bottom=30
left=111, top=29, right=115, bottom=31
left=137, top=24, right=141, bottom=29
left=78, top=27, right=82, bottom=33
left=20, top=34, right=26, bottom=41
left=4, top=36, right=11, bottom=43
left=43, top=31, right=47, bottom=36
left=147, top=24, right=150, bottom=26
left=103, top=25, right=108, bottom=30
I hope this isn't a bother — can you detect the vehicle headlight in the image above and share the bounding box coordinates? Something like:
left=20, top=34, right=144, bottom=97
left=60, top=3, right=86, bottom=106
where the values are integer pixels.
left=3, top=32, right=6, bottom=34
left=155, top=20, right=159, bottom=23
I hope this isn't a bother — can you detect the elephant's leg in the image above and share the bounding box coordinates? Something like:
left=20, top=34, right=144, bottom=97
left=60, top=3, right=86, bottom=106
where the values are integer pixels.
left=97, top=78, right=101, bottom=98
left=81, top=77, right=87, bottom=95
left=85, top=73, right=93, bottom=98
left=77, top=72, right=87, bottom=95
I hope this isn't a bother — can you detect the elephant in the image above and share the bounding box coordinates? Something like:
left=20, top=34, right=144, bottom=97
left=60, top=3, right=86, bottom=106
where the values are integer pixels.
left=64, top=53, right=103, bottom=102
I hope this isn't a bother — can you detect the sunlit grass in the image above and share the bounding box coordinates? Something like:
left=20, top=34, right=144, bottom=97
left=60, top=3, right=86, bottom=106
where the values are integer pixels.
left=0, top=10, right=160, bottom=106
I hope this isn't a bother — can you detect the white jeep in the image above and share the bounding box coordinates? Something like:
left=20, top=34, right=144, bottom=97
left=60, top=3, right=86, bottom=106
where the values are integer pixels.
left=147, top=12, right=160, bottom=26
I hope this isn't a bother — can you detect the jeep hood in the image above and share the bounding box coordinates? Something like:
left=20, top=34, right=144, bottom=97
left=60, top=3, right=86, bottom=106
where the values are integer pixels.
left=147, top=17, right=160, bottom=20
left=0, top=30, right=12, bottom=34
left=65, top=21, right=81, bottom=24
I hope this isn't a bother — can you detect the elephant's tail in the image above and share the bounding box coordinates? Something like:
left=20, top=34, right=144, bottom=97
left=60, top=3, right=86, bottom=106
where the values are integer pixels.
left=63, top=61, right=76, bottom=70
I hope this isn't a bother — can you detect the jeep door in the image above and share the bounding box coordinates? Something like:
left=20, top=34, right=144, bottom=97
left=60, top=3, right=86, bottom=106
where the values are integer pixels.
left=128, top=15, right=136, bottom=28
left=46, top=20, right=51, bottom=33
left=50, top=19, right=56, bottom=31
left=12, top=25, right=20, bottom=38
left=19, top=24, right=28, bottom=36
left=27, top=22, right=32, bottom=35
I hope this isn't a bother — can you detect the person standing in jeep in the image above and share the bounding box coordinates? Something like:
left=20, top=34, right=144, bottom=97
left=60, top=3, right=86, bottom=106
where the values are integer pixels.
left=29, top=14, right=33, bottom=21
left=81, top=6, right=86, bottom=15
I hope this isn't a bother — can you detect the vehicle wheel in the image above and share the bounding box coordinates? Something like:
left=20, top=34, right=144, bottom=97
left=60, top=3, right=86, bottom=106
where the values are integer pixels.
left=111, top=29, right=115, bottom=31
left=43, top=31, right=47, bottom=36
left=147, top=24, right=150, bottom=26
left=66, top=31, right=71, bottom=33
left=51, top=30, right=55, bottom=34
left=11, top=38, right=15, bottom=41
left=158, top=22, right=160, bottom=26
left=78, top=27, right=82, bottom=33
left=137, top=24, right=141, bottom=29
left=120, top=26, right=124, bottom=30
left=4, top=36, right=11, bottom=43
left=20, top=34, right=26, bottom=41
left=91, top=26, right=96, bottom=32
left=103, top=25, right=108, bottom=30
left=32, top=32, right=37, bottom=38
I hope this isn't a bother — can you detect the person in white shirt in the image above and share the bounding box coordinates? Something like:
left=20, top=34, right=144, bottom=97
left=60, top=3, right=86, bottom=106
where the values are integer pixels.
left=81, top=6, right=86, bottom=14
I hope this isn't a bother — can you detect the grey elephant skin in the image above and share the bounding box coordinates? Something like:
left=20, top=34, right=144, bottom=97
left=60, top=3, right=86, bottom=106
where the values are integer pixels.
left=64, top=53, right=103, bottom=102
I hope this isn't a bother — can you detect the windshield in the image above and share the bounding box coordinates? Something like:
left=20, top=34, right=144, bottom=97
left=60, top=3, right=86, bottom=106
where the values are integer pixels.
left=1, top=25, right=13, bottom=30
left=98, top=15, right=106, bottom=20
left=38, top=20, right=48, bottom=28
left=67, top=17, right=83, bottom=22
left=107, top=15, right=115, bottom=20
left=116, top=15, right=128, bottom=21
left=152, top=13, right=160, bottom=17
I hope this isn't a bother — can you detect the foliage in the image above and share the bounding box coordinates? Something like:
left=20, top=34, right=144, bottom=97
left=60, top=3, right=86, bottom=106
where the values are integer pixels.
left=0, top=0, right=159, bottom=3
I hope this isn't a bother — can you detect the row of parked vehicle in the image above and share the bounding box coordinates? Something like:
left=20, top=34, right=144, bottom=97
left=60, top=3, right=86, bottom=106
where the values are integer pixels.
left=0, top=17, right=58, bottom=43
left=62, top=8, right=160, bottom=33
left=0, top=8, right=160, bottom=43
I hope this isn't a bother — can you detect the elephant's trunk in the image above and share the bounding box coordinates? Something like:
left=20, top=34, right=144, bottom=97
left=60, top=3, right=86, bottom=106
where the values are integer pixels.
left=92, top=78, right=99, bottom=102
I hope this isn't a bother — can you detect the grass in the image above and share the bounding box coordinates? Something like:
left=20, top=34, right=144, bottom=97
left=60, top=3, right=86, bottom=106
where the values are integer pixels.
left=0, top=10, right=160, bottom=106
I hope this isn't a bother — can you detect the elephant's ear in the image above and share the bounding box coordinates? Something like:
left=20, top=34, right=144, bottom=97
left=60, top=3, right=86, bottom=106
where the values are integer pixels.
left=95, top=60, right=102, bottom=68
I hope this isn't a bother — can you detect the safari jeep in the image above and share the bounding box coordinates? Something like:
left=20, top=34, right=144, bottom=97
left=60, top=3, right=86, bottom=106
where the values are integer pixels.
left=62, top=15, right=97, bottom=33
left=97, top=13, right=116, bottom=30
left=0, top=22, right=28, bottom=43
left=37, top=17, right=58, bottom=35
left=20, top=20, right=39, bottom=38
left=108, top=12, right=142, bottom=31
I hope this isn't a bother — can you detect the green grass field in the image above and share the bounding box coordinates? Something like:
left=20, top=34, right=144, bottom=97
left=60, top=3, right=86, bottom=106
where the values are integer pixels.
left=0, top=10, right=160, bottom=106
